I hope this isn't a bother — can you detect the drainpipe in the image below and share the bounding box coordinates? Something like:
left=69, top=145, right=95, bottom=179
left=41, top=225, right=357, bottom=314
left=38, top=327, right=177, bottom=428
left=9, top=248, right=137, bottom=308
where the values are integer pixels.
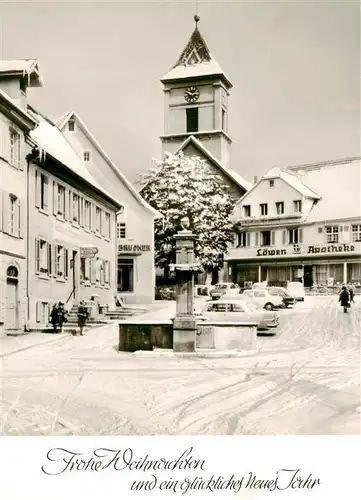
left=26, top=155, right=31, bottom=327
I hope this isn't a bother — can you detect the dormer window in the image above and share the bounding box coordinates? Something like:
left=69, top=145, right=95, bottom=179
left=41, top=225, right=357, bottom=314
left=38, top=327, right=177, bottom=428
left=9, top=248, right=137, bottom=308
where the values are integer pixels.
left=269, top=180, right=274, bottom=188
left=68, top=119, right=76, bottom=132
left=83, top=150, right=91, bottom=162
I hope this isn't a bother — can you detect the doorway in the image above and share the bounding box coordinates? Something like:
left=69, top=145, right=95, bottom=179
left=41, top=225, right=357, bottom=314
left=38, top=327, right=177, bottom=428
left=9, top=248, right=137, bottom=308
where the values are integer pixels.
left=303, top=265, right=313, bottom=287
left=6, top=266, right=19, bottom=330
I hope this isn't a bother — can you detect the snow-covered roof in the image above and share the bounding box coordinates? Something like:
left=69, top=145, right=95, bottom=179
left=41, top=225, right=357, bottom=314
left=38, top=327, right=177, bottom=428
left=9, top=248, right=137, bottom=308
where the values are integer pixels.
left=28, top=110, right=121, bottom=208
left=56, top=110, right=162, bottom=219
left=287, top=157, right=361, bottom=222
left=0, top=59, right=43, bottom=87
left=0, top=88, right=38, bottom=127
left=161, top=26, right=232, bottom=88
left=176, top=135, right=251, bottom=192
left=263, top=166, right=321, bottom=199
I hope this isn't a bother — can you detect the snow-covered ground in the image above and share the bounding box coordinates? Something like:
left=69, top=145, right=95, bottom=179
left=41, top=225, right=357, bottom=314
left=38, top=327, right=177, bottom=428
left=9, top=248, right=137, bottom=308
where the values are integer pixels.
left=1, top=296, right=360, bottom=435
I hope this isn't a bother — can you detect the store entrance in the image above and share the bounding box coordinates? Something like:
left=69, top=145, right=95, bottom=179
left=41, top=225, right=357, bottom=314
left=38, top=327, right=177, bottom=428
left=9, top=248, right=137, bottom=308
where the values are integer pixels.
left=303, top=265, right=313, bottom=287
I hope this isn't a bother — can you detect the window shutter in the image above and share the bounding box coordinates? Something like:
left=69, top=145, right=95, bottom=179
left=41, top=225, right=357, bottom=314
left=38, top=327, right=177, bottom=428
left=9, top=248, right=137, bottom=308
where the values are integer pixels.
left=68, top=190, right=72, bottom=221
left=47, top=243, right=52, bottom=276
left=35, top=239, right=40, bottom=274
left=65, top=249, right=69, bottom=279
left=246, top=232, right=251, bottom=247
left=282, top=230, right=286, bottom=245
left=18, top=198, right=25, bottom=238
left=79, top=198, right=84, bottom=227
left=271, top=231, right=275, bottom=246
left=43, top=176, right=48, bottom=210
left=36, top=302, right=41, bottom=323
left=35, top=171, right=41, bottom=208
left=0, top=189, right=3, bottom=232
left=255, top=232, right=259, bottom=247
left=91, top=257, right=96, bottom=284
left=91, top=204, right=96, bottom=232
left=2, top=192, right=9, bottom=234
left=64, top=189, right=68, bottom=220
left=299, top=228, right=303, bottom=243
left=53, top=181, right=57, bottom=215
left=54, top=245, right=58, bottom=276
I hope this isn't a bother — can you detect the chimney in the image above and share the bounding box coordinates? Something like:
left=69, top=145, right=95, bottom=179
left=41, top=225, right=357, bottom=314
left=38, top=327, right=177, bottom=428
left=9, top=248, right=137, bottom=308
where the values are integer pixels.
left=253, top=175, right=258, bottom=185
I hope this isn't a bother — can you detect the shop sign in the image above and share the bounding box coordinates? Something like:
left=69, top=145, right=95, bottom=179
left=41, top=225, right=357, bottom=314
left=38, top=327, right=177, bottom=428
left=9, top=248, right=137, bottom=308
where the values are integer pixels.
left=118, top=244, right=151, bottom=253
left=256, top=248, right=287, bottom=256
left=80, top=246, right=99, bottom=258
left=307, top=244, right=356, bottom=254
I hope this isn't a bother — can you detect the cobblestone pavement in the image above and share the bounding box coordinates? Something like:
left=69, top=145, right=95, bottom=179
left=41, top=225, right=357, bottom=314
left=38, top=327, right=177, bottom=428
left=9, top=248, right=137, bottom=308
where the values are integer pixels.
left=1, top=297, right=360, bottom=435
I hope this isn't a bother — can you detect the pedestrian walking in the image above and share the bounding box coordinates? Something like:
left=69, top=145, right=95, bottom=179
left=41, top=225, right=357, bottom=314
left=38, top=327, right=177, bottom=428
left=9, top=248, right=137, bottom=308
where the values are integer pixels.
left=57, top=302, right=67, bottom=333
left=347, top=283, right=355, bottom=305
left=339, top=286, right=350, bottom=313
left=50, top=304, right=59, bottom=333
left=77, top=301, right=88, bottom=336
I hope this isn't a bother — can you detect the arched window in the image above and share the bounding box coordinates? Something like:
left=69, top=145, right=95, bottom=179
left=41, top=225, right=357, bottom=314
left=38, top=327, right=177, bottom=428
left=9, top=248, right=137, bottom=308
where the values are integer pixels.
left=7, top=266, right=19, bottom=279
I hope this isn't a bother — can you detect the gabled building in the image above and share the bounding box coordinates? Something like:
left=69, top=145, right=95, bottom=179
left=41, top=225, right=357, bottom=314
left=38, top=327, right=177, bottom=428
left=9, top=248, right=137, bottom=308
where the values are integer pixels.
left=56, top=111, right=160, bottom=303
left=227, top=157, right=361, bottom=287
left=0, top=60, right=41, bottom=335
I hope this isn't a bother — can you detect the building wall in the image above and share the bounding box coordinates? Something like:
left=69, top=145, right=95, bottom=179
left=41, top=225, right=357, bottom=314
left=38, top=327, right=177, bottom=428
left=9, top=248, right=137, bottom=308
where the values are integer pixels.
left=0, top=76, right=26, bottom=109
left=61, top=124, right=155, bottom=303
left=0, top=111, right=28, bottom=335
left=28, top=162, right=118, bottom=326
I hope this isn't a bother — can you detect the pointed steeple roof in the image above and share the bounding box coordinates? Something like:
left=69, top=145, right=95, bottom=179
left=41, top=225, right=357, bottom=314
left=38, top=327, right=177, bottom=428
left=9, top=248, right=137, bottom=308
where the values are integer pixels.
left=161, top=25, right=232, bottom=88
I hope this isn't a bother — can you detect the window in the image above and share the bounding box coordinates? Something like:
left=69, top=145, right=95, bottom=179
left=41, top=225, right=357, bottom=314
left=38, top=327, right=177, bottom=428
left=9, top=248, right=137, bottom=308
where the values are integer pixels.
left=9, top=195, right=18, bottom=236
left=288, top=228, right=302, bottom=244
left=254, top=290, right=266, bottom=298
left=231, top=304, right=245, bottom=312
left=261, top=230, right=271, bottom=246
left=95, top=207, right=101, bottom=233
left=80, top=257, right=91, bottom=282
left=352, top=225, right=361, bottom=242
left=206, top=303, right=227, bottom=312
left=325, top=226, right=339, bottom=243
left=40, top=174, right=48, bottom=210
left=56, top=245, right=65, bottom=277
left=186, top=108, right=198, bottom=133
left=83, top=150, right=91, bottom=162
left=104, top=212, right=111, bottom=239
left=275, top=202, right=284, bottom=215
left=294, top=200, right=302, bottom=212
left=36, top=302, right=49, bottom=324
left=260, top=203, right=268, bottom=216
left=243, top=205, right=251, bottom=217
left=118, top=258, right=134, bottom=292
left=84, top=200, right=91, bottom=229
left=72, top=193, right=80, bottom=223
left=221, top=109, right=226, bottom=131
left=68, top=119, right=75, bottom=132
left=57, top=185, right=66, bottom=217
left=117, top=222, right=126, bottom=239
left=237, top=232, right=250, bottom=247
left=9, top=129, right=21, bottom=168
left=36, top=239, right=51, bottom=274
left=269, top=180, right=274, bottom=188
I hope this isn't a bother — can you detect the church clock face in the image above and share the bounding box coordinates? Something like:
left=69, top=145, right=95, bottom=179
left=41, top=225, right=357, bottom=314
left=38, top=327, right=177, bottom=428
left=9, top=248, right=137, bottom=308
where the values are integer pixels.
left=184, top=86, right=200, bottom=103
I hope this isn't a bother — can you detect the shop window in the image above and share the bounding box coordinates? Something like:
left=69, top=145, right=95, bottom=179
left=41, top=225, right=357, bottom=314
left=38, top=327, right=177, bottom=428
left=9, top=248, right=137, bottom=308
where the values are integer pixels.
left=260, top=203, right=268, bottom=216
left=351, top=224, right=361, bottom=242
left=293, top=200, right=302, bottom=212
left=313, top=265, right=328, bottom=284
left=186, top=108, right=198, bottom=133
left=328, top=264, right=343, bottom=283
left=117, top=222, right=126, bottom=239
left=243, top=205, right=251, bottom=217
left=275, top=202, right=284, bottom=215
left=325, top=226, right=339, bottom=243
left=118, top=258, right=134, bottom=292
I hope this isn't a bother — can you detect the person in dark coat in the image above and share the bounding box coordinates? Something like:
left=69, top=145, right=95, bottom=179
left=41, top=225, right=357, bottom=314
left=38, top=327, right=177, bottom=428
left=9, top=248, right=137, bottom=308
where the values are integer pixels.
left=57, top=302, right=67, bottom=333
left=339, top=286, right=350, bottom=313
left=347, top=283, right=355, bottom=305
left=50, top=304, right=59, bottom=333
left=77, top=301, right=88, bottom=336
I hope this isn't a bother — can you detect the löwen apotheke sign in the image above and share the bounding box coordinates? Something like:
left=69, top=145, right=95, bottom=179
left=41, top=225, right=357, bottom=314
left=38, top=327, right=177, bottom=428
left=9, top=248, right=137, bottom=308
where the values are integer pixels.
left=255, top=244, right=357, bottom=257
left=118, top=244, right=151, bottom=253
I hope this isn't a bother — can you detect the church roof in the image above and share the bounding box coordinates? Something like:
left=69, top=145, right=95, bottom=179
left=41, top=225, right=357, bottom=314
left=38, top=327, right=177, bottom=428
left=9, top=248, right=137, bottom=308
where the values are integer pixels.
left=161, top=26, right=232, bottom=88
left=176, top=135, right=252, bottom=192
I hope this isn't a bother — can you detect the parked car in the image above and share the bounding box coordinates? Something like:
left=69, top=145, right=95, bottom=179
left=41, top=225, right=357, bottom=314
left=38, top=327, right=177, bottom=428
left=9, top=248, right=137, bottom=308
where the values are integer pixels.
left=242, top=289, right=284, bottom=310
left=287, top=281, right=305, bottom=301
left=199, top=299, right=279, bottom=331
left=209, top=282, right=240, bottom=300
left=252, top=282, right=268, bottom=290
left=268, top=287, right=297, bottom=308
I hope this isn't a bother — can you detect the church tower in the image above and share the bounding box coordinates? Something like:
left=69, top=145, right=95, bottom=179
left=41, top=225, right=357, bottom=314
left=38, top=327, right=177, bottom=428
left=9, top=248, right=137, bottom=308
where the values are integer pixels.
left=160, top=16, right=233, bottom=167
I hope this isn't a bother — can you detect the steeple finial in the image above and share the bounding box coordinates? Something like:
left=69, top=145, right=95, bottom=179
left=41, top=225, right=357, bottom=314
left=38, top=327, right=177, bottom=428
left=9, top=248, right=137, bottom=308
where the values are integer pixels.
left=194, top=0, right=200, bottom=26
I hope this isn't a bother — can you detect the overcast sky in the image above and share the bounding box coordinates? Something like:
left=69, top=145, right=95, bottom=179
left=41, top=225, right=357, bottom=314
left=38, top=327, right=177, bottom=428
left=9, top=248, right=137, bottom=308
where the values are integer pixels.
left=0, top=0, right=359, bottom=185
